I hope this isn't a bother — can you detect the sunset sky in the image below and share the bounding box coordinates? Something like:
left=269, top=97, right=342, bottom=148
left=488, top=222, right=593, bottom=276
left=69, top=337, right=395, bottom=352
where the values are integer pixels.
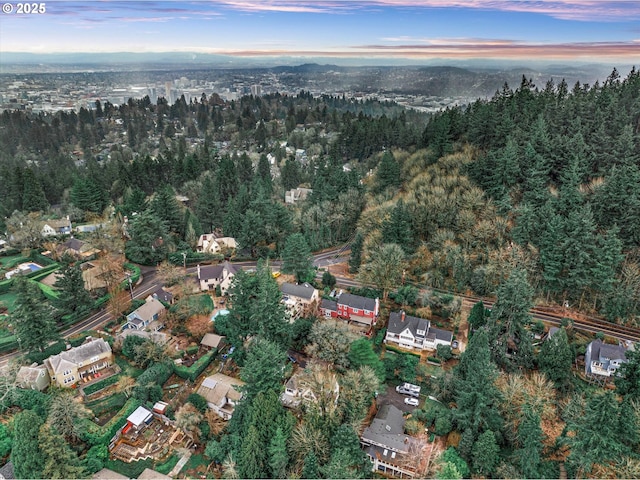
left=1, top=1, right=639, bottom=63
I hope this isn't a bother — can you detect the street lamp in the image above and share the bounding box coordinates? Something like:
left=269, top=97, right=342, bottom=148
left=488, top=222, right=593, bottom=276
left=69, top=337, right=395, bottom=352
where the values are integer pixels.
left=182, top=252, right=187, bottom=270
left=126, top=272, right=134, bottom=300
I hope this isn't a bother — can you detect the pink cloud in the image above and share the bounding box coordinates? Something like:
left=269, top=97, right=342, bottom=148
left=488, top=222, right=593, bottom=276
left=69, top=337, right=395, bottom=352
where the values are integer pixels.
left=216, top=0, right=640, bottom=21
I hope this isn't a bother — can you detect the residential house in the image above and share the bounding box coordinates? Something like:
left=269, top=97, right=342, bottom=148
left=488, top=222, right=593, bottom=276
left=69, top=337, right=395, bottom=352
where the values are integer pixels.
left=197, top=373, right=245, bottom=420
left=285, top=187, right=312, bottom=204
left=123, top=296, right=166, bottom=331
left=196, top=234, right=238, bottom=254
left=41, top=218, right=72, bottom=237
left=200, top=333, right=226, bottom=351
left=149, top=285, right=174, bottom=304
left=360, top=404, right=418, bottom=478
left=320, top=292, right=380, bottom=326
left=584, top=339, right=629, bottom=378
left=44, top=337, right=113, bottom=387
left=385, top=311, right=453, bottom=351
left=15, top=364, right=50, bottom=391
left=280, top=282, right=319, bottom=321
left=197, top=262, right=238, bottom=294
left=56, top=237, right=100, bottom=259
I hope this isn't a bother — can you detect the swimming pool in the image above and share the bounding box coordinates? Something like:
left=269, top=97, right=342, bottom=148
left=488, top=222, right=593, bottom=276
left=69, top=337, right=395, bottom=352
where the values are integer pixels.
left=211, top=309, right=230, bottom=321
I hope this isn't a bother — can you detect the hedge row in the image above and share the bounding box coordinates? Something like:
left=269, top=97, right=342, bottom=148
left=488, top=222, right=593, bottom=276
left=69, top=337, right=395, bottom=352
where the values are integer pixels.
left=0, top=336, right=18, bottom=355
left=123, top=263, right=141, bottom=284
left=0, top=248, right=20, bottom=257
left=385, top=344, right=422, bottom=358
left=173, top=349, right=217, bottom=382
left=0, top=261, right=59, bottom=294
left=83, top=373, right=121, bottom=396
left=427, top=357, right=442, bottom=364
left=82, top=397, right=141, bottom=446
left=28, top=251, right=57, bottom=266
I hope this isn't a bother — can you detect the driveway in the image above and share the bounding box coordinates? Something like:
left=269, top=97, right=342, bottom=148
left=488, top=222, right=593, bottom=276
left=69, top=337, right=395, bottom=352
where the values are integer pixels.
left=376, top=384, right=422, bottom=413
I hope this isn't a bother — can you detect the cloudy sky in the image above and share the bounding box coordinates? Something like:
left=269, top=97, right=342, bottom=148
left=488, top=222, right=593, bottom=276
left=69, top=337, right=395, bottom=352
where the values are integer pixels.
left=1, top=0, right=639, bottom=62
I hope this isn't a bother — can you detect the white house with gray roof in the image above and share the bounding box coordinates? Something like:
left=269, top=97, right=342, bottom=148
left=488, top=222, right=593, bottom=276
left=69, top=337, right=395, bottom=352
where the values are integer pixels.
left=360, top=404, right=417, bottom=478
left=584, top=339, right=629, bottom=378
left=280, top=282, right=319, bottom=321
left=44, top=337, right=113, bottom=387
left=385, top=311, right=453, bottom=351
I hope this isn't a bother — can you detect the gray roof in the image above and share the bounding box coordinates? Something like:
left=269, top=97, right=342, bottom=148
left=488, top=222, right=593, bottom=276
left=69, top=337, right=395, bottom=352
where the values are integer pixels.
left=0, top=462, right=14, bottom=480
left=599, top=343, right=627, bottom=362
left=92, top=468, right=128, bottom=480
left=337, top=293, right=376, bottom=311
left=137, top=468, right=171, bottom=480
left=281, top=282, right=317, bottom=300
left=199, top=261, right=238, bottom=281
left=387, top=311, right=430, bottom=336
left=321, top=298, right=337, bottom=311
left=45, top=338, right=112, bottom=375
left=150, top=286, right=173, bottom=303
left=62, top=237, right=85, bottom=252
left=432, top=327, right=454, bottom=343
left=361, top=404, right=411, bottom=454
left=201, top=333, right=225, bottom=348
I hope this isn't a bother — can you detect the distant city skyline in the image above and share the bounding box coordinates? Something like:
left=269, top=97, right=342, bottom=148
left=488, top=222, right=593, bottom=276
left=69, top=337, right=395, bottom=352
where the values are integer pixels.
left=1, top=1, right=639, bottom=64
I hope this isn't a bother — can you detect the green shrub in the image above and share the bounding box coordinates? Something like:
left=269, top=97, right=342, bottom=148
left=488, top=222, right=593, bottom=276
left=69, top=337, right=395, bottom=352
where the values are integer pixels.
left=173, top=349, right=216, bottom=382
left=83, top=374, right=121, bottom=396
left=186, top=345, right=199, bottom=355
left=123, top=263, right=141, bottom=284
left=0, top=335, right=18, bottom=354
left=86, top=393, right=127, bottom=417
left=0, top=279, right=12, bottom=295
left=434, top=415, right=453, bottom=436
left=169, top=294, right=214, bottom=321
left=82, top=397, right=141, bottom=446
left=155, top=454, right=180, bottom=475
left=25, top=340, right=67, bottom=364
left=133, top=361, right=173, bottom=402
left=3, top=389, right=51, bottom=417
left=427, top=356, right=442, bottom=364
left=187, top=393, right=208, bottom=413
left=104, top=458, right=153, bottom=478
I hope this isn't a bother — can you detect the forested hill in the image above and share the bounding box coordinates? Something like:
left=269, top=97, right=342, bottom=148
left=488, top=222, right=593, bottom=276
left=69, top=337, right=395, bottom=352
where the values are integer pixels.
left=1, top=67, right=639, bottom=323
left=363, top=67, right=639, bottom=324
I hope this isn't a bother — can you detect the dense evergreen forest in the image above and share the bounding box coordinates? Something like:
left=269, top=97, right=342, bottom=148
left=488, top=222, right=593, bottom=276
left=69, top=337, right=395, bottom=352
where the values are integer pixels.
left=1, top=68, right=639, bottom=326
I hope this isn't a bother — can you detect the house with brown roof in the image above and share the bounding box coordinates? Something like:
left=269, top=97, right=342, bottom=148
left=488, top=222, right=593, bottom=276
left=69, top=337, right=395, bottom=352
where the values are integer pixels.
left=44, top=337, right=113, bottom=387
left=200, top=333, right=226, bottom=351
left=197, top=373, right=244, bottom=420
left=57, top=237, right=100, bottom=259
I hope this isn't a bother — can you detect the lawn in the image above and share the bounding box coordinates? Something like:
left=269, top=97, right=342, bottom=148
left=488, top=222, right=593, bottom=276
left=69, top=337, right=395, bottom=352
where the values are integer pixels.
left=182, top=453, right=211, bottom=478
left=0, top=255, right=24, bottom=267
left=0, top=292, right=17, bottom=312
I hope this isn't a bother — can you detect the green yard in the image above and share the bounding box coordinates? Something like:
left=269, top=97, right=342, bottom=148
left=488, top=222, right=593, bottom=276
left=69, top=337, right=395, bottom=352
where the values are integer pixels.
left=0, top=292, right=17, bottom=312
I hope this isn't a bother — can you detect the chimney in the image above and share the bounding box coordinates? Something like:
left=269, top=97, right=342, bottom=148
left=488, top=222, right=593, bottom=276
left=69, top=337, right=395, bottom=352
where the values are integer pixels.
left=401, top=311, right=405, bottom=322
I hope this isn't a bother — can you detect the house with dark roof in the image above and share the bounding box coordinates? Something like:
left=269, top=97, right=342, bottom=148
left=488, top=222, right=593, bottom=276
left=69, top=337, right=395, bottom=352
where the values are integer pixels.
left=57, top=237, right=100, bottom=259
left=360, top=404, right=418, bottom=478
left=385, top=311, right=453, bottom=351
left=44, top=337, right=113, bottom=387
left=319, top=292, right=380, bottom=326
left=197, top=262, right=238, bottom=294
left=150, top=285, right=174, bottom=304
left=281, top=282, right=319, bottom=321
left=584, top=339, right=629, bottom=379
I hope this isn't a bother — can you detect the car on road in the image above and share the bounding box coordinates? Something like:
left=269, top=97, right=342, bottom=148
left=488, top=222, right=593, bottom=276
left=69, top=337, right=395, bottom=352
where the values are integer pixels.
left=404, top=397, right=419, bottom=407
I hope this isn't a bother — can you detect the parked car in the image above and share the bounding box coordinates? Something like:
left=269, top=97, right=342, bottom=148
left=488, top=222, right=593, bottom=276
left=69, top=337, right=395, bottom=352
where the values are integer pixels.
left=452, top=340, right=459, bottom=349
left=395, top=382, right=421, bottom=397
left=272, top=271, right=281, bottom=278
left=404, top=397, right=419, bottom=407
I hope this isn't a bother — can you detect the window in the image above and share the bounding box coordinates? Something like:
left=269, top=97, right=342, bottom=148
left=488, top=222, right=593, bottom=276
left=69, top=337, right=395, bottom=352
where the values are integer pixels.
left=352, top=308, right=359, bottom=314
left=63, top=370, right=72, bottom=376
left=364, top=310, right=370, bottom=315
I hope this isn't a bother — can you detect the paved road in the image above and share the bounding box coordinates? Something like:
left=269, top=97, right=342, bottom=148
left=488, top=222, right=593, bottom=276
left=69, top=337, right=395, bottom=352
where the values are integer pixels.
left=0, top=247, right=350, bottom=367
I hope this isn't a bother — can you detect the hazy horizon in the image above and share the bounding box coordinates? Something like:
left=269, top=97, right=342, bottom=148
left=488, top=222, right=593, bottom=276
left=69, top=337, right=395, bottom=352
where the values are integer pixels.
left=1, top=1, right=639, bottom=66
